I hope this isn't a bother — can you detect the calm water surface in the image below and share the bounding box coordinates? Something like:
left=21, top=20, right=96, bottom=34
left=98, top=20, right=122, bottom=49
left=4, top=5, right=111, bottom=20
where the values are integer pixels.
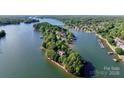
left=72, top=31, right=124, bottom=77
left=0, top=19, right=72, bottom=77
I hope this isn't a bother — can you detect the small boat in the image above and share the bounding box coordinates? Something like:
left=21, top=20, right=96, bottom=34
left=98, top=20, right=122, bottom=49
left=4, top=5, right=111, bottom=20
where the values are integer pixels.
left=113, top=58, right=117, bottom=62
left=108, top=52, right=114, bottom=55
left=113, top=58, right=120, bottom=62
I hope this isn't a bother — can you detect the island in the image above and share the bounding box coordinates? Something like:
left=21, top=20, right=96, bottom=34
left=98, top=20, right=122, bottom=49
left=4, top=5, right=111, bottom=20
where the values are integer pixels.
left=0, top=30, right=6, bottom=38
left=33, top=22, right=86, bottom=76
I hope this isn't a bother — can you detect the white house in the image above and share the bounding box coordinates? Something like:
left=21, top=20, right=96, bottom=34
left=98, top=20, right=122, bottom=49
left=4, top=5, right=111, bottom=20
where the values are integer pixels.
left=114, top=38, right=124, bottom=50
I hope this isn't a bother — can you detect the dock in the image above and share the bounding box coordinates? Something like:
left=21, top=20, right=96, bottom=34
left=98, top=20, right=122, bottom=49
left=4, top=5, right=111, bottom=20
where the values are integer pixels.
left=98, top=39, right=105, bottom=48
left=108, top=52, right=114, bottom=55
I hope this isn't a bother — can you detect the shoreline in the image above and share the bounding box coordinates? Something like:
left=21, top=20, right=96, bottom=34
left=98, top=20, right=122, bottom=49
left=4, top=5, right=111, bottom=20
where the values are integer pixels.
left=65, top=25, right=124, bottom=62
left=96, top=34, right=124, bottom=62
left=40, top=47, right=77, bottom=77
left=48, top=57, right=78, bottom=78
left=47, top=58, right=76, bottom=77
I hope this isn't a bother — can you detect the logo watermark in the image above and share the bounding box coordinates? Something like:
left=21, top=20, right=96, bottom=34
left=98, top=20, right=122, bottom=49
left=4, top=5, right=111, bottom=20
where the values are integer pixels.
left=95, top=66, right=120, bottom=77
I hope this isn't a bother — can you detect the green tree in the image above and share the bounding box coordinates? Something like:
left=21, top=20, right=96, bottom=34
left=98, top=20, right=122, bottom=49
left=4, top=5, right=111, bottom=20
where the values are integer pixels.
left=66, top=51, right=83, bottom=74
left=46, top=41, right=57, bottom=51
left=42, top=41, right=46, bottom=48
left=115, top=48, right=124, bottom=55
left=45, top=49, right=57, bottom=60
left=106, top=36, right=114, bottom=45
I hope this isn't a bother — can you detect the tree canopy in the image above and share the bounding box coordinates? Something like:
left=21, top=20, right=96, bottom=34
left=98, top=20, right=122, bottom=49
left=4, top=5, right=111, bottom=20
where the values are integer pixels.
left=115, top=48, right=124, bottom=55
left=33, top=22, right=85, bottom=76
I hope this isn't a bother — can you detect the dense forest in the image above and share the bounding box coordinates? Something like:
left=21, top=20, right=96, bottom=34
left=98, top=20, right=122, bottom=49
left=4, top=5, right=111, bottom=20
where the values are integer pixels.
left=23, top=18, right=39, bottom=24
left=52, top=16, right=124, bottom=39
left=33, top=22, right=85, bottom=76
left=0, top=16, right=39, bottom=25
left=51, top=16, right=124, bottom=55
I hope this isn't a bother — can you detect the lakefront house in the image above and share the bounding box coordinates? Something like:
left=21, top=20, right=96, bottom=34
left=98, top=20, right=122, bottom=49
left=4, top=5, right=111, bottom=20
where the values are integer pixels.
left=114, top=38, right=124, bottom=50
left=58, top=50, right=65, bottom=56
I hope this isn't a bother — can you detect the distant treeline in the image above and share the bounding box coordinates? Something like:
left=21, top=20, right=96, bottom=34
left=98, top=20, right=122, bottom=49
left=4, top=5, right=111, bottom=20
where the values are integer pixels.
left=0, top=30, right=6, bottom=38
left=0, top=16, right=39, bottom=25
left=51, top=16, right=124, bottom=41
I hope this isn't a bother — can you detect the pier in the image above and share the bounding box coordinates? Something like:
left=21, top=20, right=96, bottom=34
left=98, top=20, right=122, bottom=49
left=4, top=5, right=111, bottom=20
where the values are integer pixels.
left=97, top=39, right=105, bottom=48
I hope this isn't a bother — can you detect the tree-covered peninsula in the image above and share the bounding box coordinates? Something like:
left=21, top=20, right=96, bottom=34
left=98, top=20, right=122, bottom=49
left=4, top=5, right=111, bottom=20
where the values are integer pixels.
left=33, top=22, right=86, bottom=76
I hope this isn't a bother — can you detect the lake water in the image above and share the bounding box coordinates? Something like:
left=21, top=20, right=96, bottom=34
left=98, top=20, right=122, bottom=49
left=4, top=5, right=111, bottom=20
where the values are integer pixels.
left=0, top=18, right=124, bottom=78
left=72, top=31, right=124, bottom=77
left=0, top=18, right=72, bottom=78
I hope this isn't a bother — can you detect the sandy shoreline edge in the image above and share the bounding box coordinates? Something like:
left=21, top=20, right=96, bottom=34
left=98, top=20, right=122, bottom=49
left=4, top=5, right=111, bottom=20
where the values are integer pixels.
left=40, top=47, right=77, bottom=77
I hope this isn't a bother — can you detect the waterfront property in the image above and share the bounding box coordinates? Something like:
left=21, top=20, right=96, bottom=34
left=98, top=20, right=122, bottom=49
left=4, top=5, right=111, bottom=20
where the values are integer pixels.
left=58, top=50, right=65, bottom=56
left=114, top=38, right=124, bottom=51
